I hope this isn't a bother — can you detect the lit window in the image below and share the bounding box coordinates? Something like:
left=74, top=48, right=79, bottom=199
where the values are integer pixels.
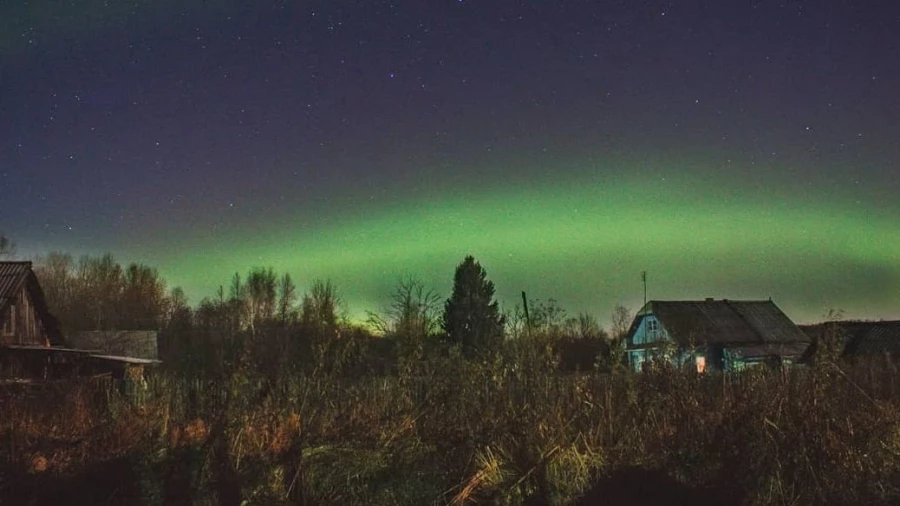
left=696, top=355, right=706, bottom=373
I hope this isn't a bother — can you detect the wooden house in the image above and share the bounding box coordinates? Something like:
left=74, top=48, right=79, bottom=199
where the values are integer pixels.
left=625, top=299, right=810, bottom=372
left=1, top=261, right=68, bottom=379
left=0, top=261, right=64, bottom=347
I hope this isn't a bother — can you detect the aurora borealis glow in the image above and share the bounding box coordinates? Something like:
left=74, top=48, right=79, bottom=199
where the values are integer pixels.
left=134, top=159, right=900, bottom=323
left=2, top=1, right=898, bottom=325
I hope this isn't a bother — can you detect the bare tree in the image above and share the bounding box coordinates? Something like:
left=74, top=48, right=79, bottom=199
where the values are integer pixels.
left=34, top=252, right=75, bottom=324
left=510, top=297, right=567, bottom=338
left=530, top=298, right=567, bottom=337
left=301, top=279, right=341, bottom=335
left=504, top=305, right=528, bottom=340
left=277, top=273, right=298, bottom=324
left=245, top=267, right=277, bottom=330
left=36, top=253, right=171, bottom=333
left=120, top=263, right=168, bottom=329
left=610, top=304, right=634, bottom=341
left=165, top=286, right=190, bottom=327
left=77, top=254, right=124, bottom=330
left=227, top=272, right=247, bottom=329
left=369, top=276, right=441, bottom=340
left=564, top=312, right=606, bottom=340
left=159, top=286, right=193, bottom=364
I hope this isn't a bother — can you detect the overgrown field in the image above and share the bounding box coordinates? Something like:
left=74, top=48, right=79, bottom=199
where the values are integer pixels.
left=3, top=358, right=900, bottom=505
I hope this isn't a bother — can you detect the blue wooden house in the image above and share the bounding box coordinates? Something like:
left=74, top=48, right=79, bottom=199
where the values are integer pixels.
left=625, top=299, right=810, bottom=372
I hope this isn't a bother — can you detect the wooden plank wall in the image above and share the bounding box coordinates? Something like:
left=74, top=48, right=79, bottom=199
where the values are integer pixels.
left=1, top=285, right=49, bottom=347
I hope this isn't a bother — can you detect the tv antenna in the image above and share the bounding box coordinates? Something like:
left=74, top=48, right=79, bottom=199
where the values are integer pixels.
left=641, top=271, right=647, bottom=306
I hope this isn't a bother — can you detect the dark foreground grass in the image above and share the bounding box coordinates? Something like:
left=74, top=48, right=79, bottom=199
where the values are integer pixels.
left=2, top=357, right=900, bottom=505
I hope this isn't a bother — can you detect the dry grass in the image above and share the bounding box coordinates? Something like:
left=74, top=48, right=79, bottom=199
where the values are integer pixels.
left=2, top=355, right=900, bottom=505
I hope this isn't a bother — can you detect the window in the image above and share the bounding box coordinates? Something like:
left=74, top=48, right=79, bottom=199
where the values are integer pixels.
left=629, top=350, right=645, bottom=372
left=645, top=318, right=660, bottom=341
left=1, top=305, right=14, bottom=336
left=696, top=355, right=706, bottom=373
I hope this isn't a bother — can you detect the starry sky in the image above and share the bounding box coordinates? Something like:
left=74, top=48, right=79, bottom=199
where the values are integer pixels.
left=2, top=1, right=899, bottom=325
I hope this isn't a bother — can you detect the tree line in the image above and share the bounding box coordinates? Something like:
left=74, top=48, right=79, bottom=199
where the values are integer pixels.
left=21, top=248, right=631, bottom=377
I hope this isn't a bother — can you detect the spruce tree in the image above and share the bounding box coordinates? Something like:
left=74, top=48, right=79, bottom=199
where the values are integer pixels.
left=442, top=255, right=506, bottom=354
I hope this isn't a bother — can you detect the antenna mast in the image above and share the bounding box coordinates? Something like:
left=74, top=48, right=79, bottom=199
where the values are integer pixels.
left=641, top=271, right=647, bottom=306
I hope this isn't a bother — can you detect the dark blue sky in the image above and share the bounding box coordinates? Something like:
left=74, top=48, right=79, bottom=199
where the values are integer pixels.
left=1, top=1, right=899, bottom=322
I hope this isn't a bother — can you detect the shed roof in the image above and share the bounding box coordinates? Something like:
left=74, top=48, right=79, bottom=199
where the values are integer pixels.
left=854, top=323, right=900, bottom=355
left=0, top=261, right=64, bottom=345
left=87, top=354, right=161, bottom=365
left=0, top=262, right=31, bottom=301
left=802, top=320, right=900, bottom=356
left=635, top=299, right=809, bottom=348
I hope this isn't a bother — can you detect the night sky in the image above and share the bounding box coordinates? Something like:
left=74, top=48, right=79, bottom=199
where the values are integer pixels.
left=2, top=1, right=899, bottom=325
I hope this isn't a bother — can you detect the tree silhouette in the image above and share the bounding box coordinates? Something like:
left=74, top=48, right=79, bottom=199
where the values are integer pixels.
left=368, top=276, right=441, bottom=340
left=277, top=273, right=298, bottom=324
left=79, top=254, right=124, bottom=329
left=245, top=267, right=277, bottom=331
left=442, top=255, right=505, bottom=354
left=34, top=253, right=172, bottom=332
left=610, top=304, right=633, bottom=341
left=120, top=263, right=168, bottom=330
left=301, top=279, right=341, bottom=338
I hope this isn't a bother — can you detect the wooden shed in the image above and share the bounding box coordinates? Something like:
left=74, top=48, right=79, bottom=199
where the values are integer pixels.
left=1, top=262, right=161, bottom=383
left=0, top=261, right=64, bottom=347
left=800, top=320, right=900, bottom=360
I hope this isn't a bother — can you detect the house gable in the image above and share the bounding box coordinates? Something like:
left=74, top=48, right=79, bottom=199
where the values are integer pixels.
left=630, top=314, right=672, bottom=346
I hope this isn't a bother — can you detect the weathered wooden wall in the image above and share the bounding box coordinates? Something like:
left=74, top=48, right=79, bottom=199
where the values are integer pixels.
left=1, top=285, right=49, bottom=347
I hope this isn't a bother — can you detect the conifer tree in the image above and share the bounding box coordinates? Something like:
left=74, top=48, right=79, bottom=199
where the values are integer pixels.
left=442, top=255, right=506, bottom=354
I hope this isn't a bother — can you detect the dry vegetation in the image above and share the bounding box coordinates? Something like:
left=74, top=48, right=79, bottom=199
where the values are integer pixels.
left=3, top=351, right=900, bottom=506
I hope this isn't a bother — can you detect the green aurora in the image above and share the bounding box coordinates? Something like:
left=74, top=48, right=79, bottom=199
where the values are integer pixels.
left=137, top=161, right=900, bottom=327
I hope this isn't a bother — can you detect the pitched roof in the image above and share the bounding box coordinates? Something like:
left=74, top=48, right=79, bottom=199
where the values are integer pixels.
left=802, top=320, right=900, bottom=356
left=854, top=323, right=900, bottom=355
left=0, top=261, right=64, bottom=345
left=637, top=299, right=809, bottom=348
left=0, top=262, right=31, bottom=302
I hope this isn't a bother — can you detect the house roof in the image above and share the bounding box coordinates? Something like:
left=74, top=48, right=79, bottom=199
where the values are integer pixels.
left=0, top=262, right=31, bottom=302
left=0, top=261, right=64, bottom=345
left=854, top=322, right=900, bottom=355
left=725, top=342, right=812, bottom=361
left=801, top=320, right=900, bottom=356
left=633, top=299, right=809, bottom=349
